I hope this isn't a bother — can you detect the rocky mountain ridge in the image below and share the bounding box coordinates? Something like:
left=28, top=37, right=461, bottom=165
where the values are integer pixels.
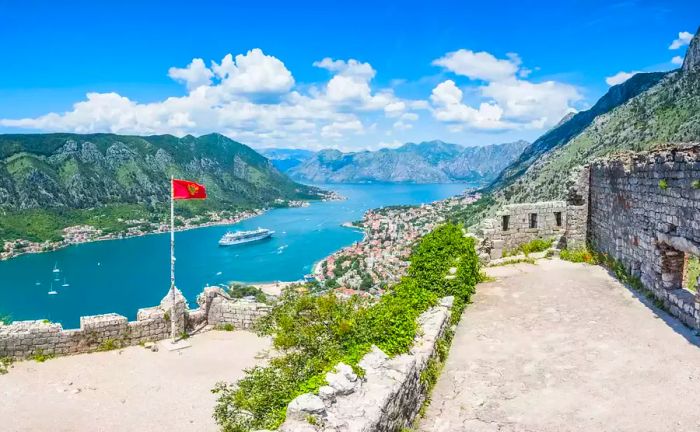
left=285, top=140, right=528, bottom=184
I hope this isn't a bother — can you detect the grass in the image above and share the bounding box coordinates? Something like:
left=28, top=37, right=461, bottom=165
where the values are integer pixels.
left=216, top=323, right=235, bottom=332
left=502, top=238, right=554, bottom=257
left=30, top=349, right=54, bottom=363
left=97, top=338, right=121, bottom=352
left=686, top=255, right=700, bottom=293
left=0, top=357, right=13, bottom=374
left=560, top=248, right=598, bottom=264
left=489, top=257, right=537, bottom=267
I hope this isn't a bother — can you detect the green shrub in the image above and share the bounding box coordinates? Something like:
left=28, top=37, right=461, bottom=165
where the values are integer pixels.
left=560, top=248, right=598, bottom=264
left=97, top=338, right=120, bottom=352
left=216, top=323, right=235, bottom=332
left=30, top=349, right=54, bottom=363
left=213, top=224, right=480, bottom=431
left=228, top=284, right=267, bottom=303
left=658, top=179, right=668, bottom=190
left=0, top=357, right=13, bottom=374
left=692, top=180, right=700, bottom=189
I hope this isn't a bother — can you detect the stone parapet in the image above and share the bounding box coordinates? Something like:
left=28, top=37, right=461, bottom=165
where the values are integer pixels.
left=0, top=285, right=270, bottom=359
left=276, top=296, right=453, bottom=432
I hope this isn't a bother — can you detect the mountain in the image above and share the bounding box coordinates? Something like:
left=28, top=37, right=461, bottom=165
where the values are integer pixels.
left=457, top=27, right=700, bottom=227
left=0, top=133, right=325, bottom=242
left=259, top=148, right=315, bottom=172
left=484, top=70, right=669, bottom=194
left=285, top=140, right=528, bottom=184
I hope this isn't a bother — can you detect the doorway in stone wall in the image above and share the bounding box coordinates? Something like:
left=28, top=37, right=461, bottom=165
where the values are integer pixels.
left=658, top=241, right=700, bottom=328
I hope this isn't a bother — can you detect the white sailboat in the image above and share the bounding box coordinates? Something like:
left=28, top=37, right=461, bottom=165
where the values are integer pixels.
left=48, top=282, right=58, bottom=295
left=61, top=278, right=70, bottom=287
left=52, top=263, right=60, bottom=273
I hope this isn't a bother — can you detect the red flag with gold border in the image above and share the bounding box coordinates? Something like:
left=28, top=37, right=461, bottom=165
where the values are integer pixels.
left=172, top=179, right=207, bottom=200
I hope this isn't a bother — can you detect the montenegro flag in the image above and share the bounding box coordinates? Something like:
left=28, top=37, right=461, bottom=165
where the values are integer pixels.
left=172, top=179, right=207, bottom=200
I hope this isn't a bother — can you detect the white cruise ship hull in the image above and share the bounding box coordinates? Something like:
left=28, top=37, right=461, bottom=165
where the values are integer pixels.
left=218, top=231, right=273, bottom=246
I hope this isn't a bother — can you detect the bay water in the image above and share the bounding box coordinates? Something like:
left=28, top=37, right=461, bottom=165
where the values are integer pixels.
left=0, top=183, right=470, bottom=328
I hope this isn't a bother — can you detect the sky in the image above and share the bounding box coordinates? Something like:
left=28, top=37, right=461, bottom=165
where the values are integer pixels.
left=0, top=0, right=697, bottom=151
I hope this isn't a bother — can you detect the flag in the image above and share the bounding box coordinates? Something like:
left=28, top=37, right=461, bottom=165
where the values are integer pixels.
left=172, top=179, right=207, bottom=200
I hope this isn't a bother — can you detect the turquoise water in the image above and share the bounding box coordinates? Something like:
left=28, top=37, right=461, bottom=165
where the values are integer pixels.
left=0, top=183, right=470, bottom=328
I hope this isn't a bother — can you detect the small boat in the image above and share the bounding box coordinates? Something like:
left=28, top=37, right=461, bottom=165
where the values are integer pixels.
left=52, top=263, right=60, bottom=273
left=48, top=283, right=58, bottom=295
left=35, top=281, right=41, bottom=286
left=216, top=271, right=223, bottom=276
left=61, top=278, right=70, bottom=287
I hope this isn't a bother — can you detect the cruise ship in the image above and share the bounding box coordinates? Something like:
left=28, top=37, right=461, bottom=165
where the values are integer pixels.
left=218, top=228, right=274, bottom=246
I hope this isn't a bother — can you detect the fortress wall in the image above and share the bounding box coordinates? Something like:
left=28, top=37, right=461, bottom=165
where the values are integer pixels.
left=588, top=145, right=700, bottom=328
left=0, top=286, right=270, bottom=359
left=278, top=296, right=454, bottom=432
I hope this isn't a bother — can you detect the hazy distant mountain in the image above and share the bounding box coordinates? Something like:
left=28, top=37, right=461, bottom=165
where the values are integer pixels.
left=284, top=140, right=528, bottom=184
left=259, top=148, right=315, bottom=172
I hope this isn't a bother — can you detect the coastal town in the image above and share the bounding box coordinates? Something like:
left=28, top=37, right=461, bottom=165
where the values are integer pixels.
left=0, top=209, right=263, bottom=261
left=313, top=191, right=480, bottom=296
left=0, top=193, right=345, bottom=261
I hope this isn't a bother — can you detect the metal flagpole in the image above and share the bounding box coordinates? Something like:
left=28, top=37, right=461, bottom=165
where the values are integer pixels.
left=170, top=175, right=177, bottom=342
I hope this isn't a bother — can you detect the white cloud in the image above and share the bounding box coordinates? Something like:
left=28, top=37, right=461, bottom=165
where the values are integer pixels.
left=211, top=48, right=295, bottom=95
left=321, top=119, right=364, bottom=139
left=605, top=71, right=639, bottom=86
left=430, top=80, right=507, bottom=130
left=168, top=58, right=213, bottom=91
left=669, top=31, right=693, bottom=50
left=432, top=49, right=518, bottom=81
left=671, top=55, right=684, bottom=65
left=1, top=46, right=583, bottom=149
left=429, top=49, right=581, bottom=131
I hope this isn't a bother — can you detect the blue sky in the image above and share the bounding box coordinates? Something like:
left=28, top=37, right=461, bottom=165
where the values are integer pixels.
left=0, top=0, right=697, bottom=151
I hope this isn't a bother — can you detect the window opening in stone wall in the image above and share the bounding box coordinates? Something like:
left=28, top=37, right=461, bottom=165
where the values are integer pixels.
left=529, top=213, right=538, bottom=229
left=683, top=253, right=700, bottom=294
left=554, top=212, right=562, bottom=227
left=502, top=215, right=510, bottom=231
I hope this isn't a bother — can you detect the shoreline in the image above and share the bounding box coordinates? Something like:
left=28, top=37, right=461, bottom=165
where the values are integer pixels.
left=0, top=209, right=267, bottom=262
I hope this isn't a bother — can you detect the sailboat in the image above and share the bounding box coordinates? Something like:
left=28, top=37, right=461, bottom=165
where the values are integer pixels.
left=52, top=263, right=60, bottom=273
left=61, top=278, right=70, bottom=287
left=48, top=282, right=58, bottom=295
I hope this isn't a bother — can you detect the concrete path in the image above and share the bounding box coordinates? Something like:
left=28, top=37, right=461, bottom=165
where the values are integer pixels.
left=419, top=259, right=700, bottom=432
left=0, top=330, right=270, bottom=432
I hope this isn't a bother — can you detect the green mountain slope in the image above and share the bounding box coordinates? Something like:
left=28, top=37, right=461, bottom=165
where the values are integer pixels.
left=286, top=140, right=528, bottom=184
left=484, top=71, right=668, bottom=193
left=0, top=133, right=325, bottom=242
left=454, top=27, right=700, bottom=228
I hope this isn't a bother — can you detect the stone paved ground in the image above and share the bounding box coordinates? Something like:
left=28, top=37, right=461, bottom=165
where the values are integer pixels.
left=0, top=330, right=270, bottom=432
left=419, top=259, right=700, bottom=432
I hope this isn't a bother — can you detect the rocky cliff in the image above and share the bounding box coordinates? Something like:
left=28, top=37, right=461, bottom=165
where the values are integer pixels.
left=0, top=133, right=325, bottom=242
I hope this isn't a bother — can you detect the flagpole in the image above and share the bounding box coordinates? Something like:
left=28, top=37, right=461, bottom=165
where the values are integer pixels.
left=170, top=175, right=177, bottom=342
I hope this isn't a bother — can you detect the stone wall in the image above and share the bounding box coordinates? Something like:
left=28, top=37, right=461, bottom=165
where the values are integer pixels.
left=197, top=287, right=272, bottom=330
left=276, top=296, right=453, bottom=432
left=478, top=168, right=590, bottom=261
left=481, top=200, right=567, bottom=259
left=588, top=144, right=700, bottom=328
left=0, top=286, right=270, bottom=359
